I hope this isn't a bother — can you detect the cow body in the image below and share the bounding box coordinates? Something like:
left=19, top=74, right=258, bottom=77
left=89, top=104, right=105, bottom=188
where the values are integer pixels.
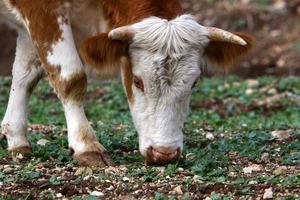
left=0, top=0, right=252, bottom=166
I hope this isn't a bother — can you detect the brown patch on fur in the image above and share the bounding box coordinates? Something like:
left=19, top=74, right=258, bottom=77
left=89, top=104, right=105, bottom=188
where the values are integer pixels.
left=8, top=0, right=66, bottom=62
left=102, top=0, right=183, bottom=28
left=205, top=32, right=254, bottom=68
left=121, top=57, right=134, bottom=104
left=7, top=1, right=87, bottom=102
left=48, top=70, right=87, bottom=102
left=80, top=33, right=127, bottom=75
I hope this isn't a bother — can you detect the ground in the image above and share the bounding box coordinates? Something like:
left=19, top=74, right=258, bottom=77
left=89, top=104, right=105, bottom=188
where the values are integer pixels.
left=0, top=76, right=299, bottom=199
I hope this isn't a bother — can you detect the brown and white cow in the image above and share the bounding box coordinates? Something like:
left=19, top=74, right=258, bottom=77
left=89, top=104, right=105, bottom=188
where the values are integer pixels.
left=0, top=0, right=252, bottom=166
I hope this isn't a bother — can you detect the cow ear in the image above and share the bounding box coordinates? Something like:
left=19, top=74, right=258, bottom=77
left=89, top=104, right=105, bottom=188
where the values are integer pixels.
left=80, top=33, right=128, bottom=75
left=204, top=32, right=254, bottom=68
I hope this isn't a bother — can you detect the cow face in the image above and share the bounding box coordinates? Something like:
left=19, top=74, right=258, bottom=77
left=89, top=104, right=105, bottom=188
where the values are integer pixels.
left=80, top=15, right=253, bottom=165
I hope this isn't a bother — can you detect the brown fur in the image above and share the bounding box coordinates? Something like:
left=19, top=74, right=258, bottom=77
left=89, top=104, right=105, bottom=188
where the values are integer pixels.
left=8, top=0, right=88, bottom=102
left=204, top=32, right=254, bottom=68
left=80, top=33, right=128, bottom=75
left=81, top=0, right=183, bottom=75
left=80, top=0, right=183, bottom=102
left=121, top=57, right=134, bottom=104
left=48, top=70, right=87, bottom=102
left=102, top=0, right=183, bottom=28
left=8, top=0, right=66, bottom=63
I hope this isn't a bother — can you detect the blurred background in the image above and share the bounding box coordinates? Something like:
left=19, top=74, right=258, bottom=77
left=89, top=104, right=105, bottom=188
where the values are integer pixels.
left=0, top=0, right=299, bottom=77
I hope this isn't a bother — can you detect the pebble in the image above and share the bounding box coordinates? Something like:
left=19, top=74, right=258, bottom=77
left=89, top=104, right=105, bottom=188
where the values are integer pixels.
left=37, top=139, right=50, bottom=146
left=56, top=193, right=63, bottom=198
left=90, top=191, right=105, bottom=197
left=249, top=180, right=258, bottom=185
left=177, top=167, right=184, bottom=172
left=245, top=88, right=254, bottom=95
left=173, top=185, right=183, bottom=195
left=205, top=132, right=215, bottom=140
left=133, top=190, right=143, bottom=195
left=271, top=130, right=291, bottom=141
left=243, top=164, right=262, bottom=174
left=263, top=188, right=273, bottom=199
left=261, top=152, right=269, bottom=160
left=247, top=79, right=259, bottom=88
left=122, top=177, right=130, bottom=182
left=15, top=153, right=24, bottom=160
left=107, top=185, right=114, bottom=191
left=273, top=166, right=287, bottom=175
left=267, top=88, right=277, bottom=95
left=75, top=167, right=93, bottom=176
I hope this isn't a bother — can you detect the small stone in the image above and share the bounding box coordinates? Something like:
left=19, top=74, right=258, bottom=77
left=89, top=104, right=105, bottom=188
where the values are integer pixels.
left=107, top=185, right=114, bottom=191
left=90, top=191, right=104, bottom=197
left=173, top=185, right=183, bottom=195
left=247, top=79, right=259, bottom=88
left=15, top=153, right=24, bottom=160
left=263, top=188, right=273, bottom=199
left=105, top=166, right=120, bottom=174
left=273, top=166, right=287, bottom=175
left=245, top=88, right=254, bottom=95
left=37, top=139, right=50, bottom=146
left=122, top=177, right=130, bottom=182
left=204, top=197, right=212, bottom=200
left=177, top=167, right=184, bottom=172
left=267, top=88, right=277, bottom=95
left=249, top=180, right=258, bottom=185
left=261, top=153, right=269, bottom=160
left=205, top=132, right=215, bottom=140
left=56, top=193, right=63, bottom=198
left=75, top=167, right=93, bottom=176
left=243, top=164, right=262, bottom=174
left=271, top=130, right=291, bottom=141
left=83, top=175, right=91, bottom=181
left=233, top=82, right=241, bottom=88
left=133, top=190, right=142, bottom=195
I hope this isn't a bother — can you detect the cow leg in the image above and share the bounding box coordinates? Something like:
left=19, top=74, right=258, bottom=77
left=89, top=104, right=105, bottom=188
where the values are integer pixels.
left=50, top=32, right=113, bottom=166
left=1, top=31, right=43, bottom=154
left=8, top=5, right=112, bottom=166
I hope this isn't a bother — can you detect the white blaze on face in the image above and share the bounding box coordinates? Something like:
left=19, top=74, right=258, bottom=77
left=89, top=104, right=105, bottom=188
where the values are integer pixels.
left=127, top=15, right=210, bottom=157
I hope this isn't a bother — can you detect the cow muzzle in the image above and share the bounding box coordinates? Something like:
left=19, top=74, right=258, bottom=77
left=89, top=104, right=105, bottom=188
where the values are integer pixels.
left=144, top=146, right=181, bottom=165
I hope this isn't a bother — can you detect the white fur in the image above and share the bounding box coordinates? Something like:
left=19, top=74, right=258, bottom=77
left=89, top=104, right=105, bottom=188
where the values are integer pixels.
left=127, top=15, right=210, bottom=156
left=63, top=102, right=103, bottom=154
left=47, top=17, right=83, bottom=79
left=1, top=32, right=43, bottom=150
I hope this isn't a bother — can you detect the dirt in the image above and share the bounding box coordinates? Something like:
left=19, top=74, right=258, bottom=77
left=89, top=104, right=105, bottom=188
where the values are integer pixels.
left=1, top=0, right=300, bottom=77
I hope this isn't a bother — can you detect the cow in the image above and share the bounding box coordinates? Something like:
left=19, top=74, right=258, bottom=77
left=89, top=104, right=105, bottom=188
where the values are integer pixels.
left=0, top=0, right=252, bottom=166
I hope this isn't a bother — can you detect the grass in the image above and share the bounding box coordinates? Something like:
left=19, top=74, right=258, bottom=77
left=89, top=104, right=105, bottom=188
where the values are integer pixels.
left=0, top=76, right=299, bottom=199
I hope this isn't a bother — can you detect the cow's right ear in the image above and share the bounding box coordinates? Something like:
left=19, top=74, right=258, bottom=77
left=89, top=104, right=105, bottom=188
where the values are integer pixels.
left=80, top=33, right=128, bottom=74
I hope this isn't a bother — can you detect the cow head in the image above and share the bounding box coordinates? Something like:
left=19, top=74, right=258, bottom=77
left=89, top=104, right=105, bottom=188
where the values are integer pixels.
left=80, top=15, right=253, bottom=165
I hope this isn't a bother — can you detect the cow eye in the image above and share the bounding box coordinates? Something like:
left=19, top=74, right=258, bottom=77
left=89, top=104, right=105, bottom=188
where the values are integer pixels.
left=133, top=76, right=144, bottom=92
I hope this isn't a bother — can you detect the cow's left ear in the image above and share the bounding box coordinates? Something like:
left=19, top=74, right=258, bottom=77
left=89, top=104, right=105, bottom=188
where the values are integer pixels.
left=204, top=32, right=254, bottom=68
left=80, top=33, right=128, bottom=75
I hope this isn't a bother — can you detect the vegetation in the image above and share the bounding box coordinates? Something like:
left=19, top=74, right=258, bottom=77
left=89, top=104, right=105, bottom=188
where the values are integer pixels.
left=0, top=76, right=299, bottom=199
